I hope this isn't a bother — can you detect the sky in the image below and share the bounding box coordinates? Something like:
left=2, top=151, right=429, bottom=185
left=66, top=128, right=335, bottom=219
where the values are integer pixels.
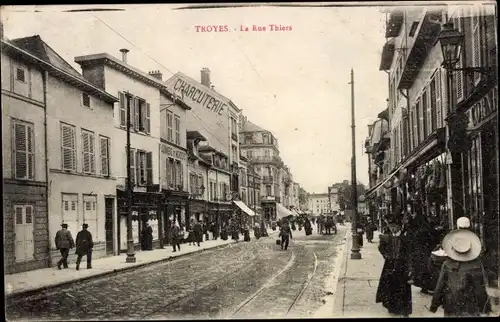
left=2, top=3, right=391, bottom=194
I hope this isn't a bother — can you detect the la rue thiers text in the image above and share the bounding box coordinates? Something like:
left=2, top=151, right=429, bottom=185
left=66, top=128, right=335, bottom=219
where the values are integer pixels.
left=194, top=24, right=293, bottom=32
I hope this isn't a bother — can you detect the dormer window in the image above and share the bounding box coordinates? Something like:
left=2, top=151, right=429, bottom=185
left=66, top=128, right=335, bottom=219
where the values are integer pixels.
left=82, top=93, right=91, bottom=108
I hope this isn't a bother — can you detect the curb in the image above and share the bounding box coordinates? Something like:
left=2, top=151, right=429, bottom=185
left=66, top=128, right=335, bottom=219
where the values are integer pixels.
left=6, top=240, right=236, bottom=301
left=313, top=227, right=350, bottom=318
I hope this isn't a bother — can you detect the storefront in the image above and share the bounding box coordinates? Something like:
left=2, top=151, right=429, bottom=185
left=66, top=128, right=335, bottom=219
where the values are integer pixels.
left=117, top=189, right=163, bottom=252
left=233, top=200, right=257, bottom=226
left=163, top=190, right=189, bottom=244
left=207, top=201, right=234, bottom=230
left=459, top=85, right=498, bottom=284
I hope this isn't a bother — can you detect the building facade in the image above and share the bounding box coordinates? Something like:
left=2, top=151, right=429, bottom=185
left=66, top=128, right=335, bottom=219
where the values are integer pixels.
left=239, top=116, right=286, bottom=224
left=75, top=50, right=184, bottom=252
left=2, top=37, right=50, bottom=273
left=369, top=6, right=498, bottom=285
left=308, top=193, right=330, bottom=216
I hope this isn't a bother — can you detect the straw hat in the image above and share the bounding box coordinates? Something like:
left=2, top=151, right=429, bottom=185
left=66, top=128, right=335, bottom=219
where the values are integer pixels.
left=442, top=229, right=481, bottom=262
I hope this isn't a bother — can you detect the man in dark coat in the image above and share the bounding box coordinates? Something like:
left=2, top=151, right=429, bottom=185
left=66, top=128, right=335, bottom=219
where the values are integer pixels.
left=141, top=222, right=153, bottom=251
left=279, top=220, right=293, bottom=251
left=193, top=220, right=203, bottom=246
left=75, top=223, right=94, bottom=270
left=55, top=223, right=75, bottom=270
left=376, top=217, right=412, bottom=317
left=365, top=217, right=377, bottom=243
left=406, top=205, right=433, bottom=293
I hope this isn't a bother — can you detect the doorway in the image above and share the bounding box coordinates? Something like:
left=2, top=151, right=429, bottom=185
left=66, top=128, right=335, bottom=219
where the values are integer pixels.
left=105, top=198, right=114, bottom=255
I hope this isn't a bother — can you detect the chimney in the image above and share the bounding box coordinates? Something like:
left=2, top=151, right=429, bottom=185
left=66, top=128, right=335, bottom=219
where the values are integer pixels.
left=201, top=67, right=211, bottom=87
left=149, top=70, right=163, bottom=81
left=119, top=48, right=129, bottom=63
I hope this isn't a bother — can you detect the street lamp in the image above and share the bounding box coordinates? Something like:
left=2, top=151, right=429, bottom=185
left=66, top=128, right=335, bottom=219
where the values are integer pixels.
left=438, top=22, right=494, bottom=78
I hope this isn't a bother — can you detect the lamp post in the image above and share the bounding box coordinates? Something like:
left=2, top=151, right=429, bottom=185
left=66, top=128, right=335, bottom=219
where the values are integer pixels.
left=125, top=92, right=136, bottom=263
left=349, top=69, right=361, bottom=260
left=437, top=22, right=494, bottom=229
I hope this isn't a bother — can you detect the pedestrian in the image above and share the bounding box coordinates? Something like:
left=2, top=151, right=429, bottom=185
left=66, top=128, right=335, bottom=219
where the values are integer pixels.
left=254, top=221, right=261, bottom=239
left=141, top=221, right=153, bottom=251
left=203, top=217, right=210, bottom=241
left=243, top=222, right=251, bottom=242
left=365, top=217, right=377, bottom=243
left=171, top=221, right=181, bottom=252
left=375, top=217, right=412, bottom=317
left=75, top=223, right=93, bottom=270
left=221, top=222, right=228, bottom=240
left=187, top=219, right=195, bottom=245
left=406, top=203, right=433, bottom=294
left=304, top=217, right=312, bottom=236
left=194, top=219, right=203, bottom=247
left=429, top=219, right=492, bottom=317
left=211, top=221, right=219, bottom=240
left=55, top=223, right=75, bottom=270
left=279, top=220, right=293, bottom=251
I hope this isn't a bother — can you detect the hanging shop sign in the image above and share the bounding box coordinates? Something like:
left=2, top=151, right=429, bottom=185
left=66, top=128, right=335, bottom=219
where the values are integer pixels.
left=468, top=87, right=497, bottom=129
left=161, top=143, right=187, bottom=160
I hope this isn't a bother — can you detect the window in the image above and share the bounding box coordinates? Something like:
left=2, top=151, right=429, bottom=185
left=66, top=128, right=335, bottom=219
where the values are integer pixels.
left=266, top=185, right=272, bottom=196
left=263, top=134, right=270, bottom=144
left=411, top=105, right=418, bottom=149
left=190, top=172, right=196, bottom=194
left=61, top=123, right=76, bottom=171
left=119, top=92, right=126, bottom=127
left=83, top=195, right=98, bottom=241
left=81, top=130, right=95, bottom=174
left=197, top=175, right=203, bottom=195
left=167, top=112, right=173, bottom=142
left=247, top=150, right=253, bottom=158
left=264, top=149, right=270, bottom=157
left=100, top=136, right=110, bottom=176
left=416, top=99, right=422, bottom=144
left=12, top=120, right=35, bottom=180
left=426, top=84, right=434, bottom=135
left=62, top=194, right=79, bottom=239
left=16, top=68, right=26, bottom=83
left=245, top=134, right=253, bottom=143
left=231, top=117, right=237, bottom=135
left=167, top=158, right=175, bottom=188
left=174, top=115, right=181, bottom=145
left=471, top=8, right=481, bottom=85
left=135, top=150, right=153, bottom=186
left=82, top=93, right=90, bottom=108
left=133, top=99, right=150, bottom=134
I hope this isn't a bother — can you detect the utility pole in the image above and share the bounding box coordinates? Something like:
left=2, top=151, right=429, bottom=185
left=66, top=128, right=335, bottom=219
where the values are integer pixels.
left=126, top=92, right=136, bottom=263
left=349, top=69, right=361, bottom=260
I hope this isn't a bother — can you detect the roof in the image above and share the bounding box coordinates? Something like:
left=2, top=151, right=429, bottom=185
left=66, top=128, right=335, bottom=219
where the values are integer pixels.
left=241, top=119, right=268, bottom=133
left=10, top=35, right=83, bottom=79
left=74, top=53, right=190, bottom=110
left=1, top=37, right=118, bottom=104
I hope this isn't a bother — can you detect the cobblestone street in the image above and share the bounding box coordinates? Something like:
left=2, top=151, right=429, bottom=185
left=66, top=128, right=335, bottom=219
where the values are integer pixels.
left=6, top=227, right=347, bottom=321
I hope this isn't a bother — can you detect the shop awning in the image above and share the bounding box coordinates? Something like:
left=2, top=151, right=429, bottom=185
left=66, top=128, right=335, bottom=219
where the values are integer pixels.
left=233, top=200, right=256, bottom=217
left=276, top=203, right=295, bottom=220
left=365, top=164, right=405, bottom=198
left=293, top=209, right=302, bottom=216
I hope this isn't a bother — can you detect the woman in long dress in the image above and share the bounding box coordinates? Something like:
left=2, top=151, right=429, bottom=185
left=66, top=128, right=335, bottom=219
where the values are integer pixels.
left=375, top=217, right=412, bottom=317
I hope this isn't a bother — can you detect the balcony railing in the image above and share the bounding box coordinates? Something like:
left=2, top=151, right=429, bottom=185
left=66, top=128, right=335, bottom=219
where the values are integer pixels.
left=249, top=156, right=283, bottom=165
left=262, top=176, right=273, bottom=183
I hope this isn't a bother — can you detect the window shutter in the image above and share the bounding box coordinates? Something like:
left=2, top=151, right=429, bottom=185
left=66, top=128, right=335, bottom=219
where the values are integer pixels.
left=14, top=123, right=27, bottom=179
left=136, top=151, right=141, bottom=185
left=129, top=148, right=136, bottom=186
left=436, top=69, right=442, bottom=128
left=134, top=97, right=140, bottom=132
left=82, top=132, right=90, bottom=173
left=100, top=137, right=109, bottom=176
left=145, top=103, right=151, bottom=134
left=89, top=132, right=95, bottom=174
left=180, top=162, right=184, bottom=190
left=426, top=88, right=433, bottom=135
left=27, top=125, right=34, bottom=179
left=146, top=152, right=153, bottom=186
left=62, top=125, right=75, bottom=171
left=471, top=11, right=481, bottom=84
left=119, top=92, right=126, bottom=126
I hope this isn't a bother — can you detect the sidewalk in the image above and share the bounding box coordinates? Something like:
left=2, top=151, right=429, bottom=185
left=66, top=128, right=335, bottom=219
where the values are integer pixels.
left=5, top=237, right=239, bottom=298
left=331, top=230, right=499, bottom=318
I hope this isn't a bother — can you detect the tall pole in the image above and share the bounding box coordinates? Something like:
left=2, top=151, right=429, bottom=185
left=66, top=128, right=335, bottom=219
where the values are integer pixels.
left=126, top=92, right=136, bottom=263
left=350, top=69, right=361, bottom=260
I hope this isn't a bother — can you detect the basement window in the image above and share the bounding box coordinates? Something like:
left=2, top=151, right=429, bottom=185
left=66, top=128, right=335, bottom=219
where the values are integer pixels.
left=409, top=21, right=419, bottom=37
left=82, top=93, right=91, bottom=108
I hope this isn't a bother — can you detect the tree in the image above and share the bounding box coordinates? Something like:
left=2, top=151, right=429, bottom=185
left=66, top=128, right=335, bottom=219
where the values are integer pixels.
left=298, top=187, right=309, bottom=209
left=336, top=182, right=366, bottom=210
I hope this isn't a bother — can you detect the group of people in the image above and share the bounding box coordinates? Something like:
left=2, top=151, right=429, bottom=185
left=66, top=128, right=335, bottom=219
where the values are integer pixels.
left=375, top=203, right=492, bottom=318
left=54, top=223, right=94, bottom=271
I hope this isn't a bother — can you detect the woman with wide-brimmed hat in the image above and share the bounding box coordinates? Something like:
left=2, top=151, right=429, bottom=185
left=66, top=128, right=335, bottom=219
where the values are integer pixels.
left=429, top=217, right=492, bottom=317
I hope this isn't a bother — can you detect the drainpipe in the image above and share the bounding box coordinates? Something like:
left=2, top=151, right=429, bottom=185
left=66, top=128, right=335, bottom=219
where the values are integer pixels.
left=43, top=70, right=51, bottom=267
